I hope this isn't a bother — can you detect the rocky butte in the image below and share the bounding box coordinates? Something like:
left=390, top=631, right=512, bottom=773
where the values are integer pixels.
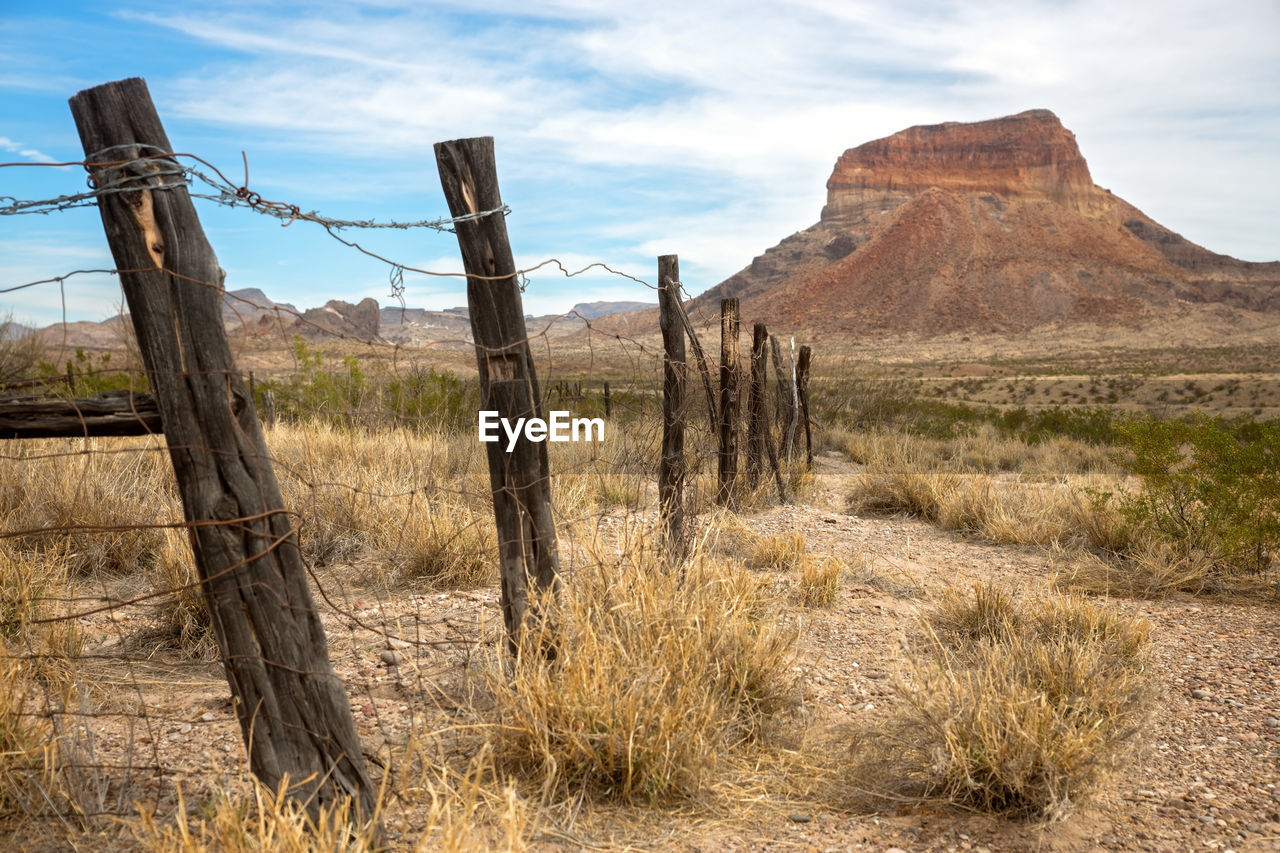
left=694, top=109, right=1280, bottom=337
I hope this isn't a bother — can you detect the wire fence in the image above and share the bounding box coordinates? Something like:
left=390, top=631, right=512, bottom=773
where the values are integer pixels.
left=0, top=126, right=816, bottom=845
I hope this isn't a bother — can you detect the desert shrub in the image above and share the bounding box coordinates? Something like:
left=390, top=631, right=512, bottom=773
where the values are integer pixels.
left=487, top=548, right=798, bottom=802
left=995, top=406, right=1120, bottom=447
left=40, top=347, right=146, bottom=395
left=383, top=363, right=482, bottom=433
left=1114, top=414, right=1280, bottom=577
left=0, top=313, right=47, bottom=389
left=860, top=584, right=1154, bottom=820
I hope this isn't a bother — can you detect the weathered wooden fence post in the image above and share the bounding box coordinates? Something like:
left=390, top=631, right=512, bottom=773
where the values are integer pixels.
left=762, top=333, right=793, bottom=466
left=787, top=337, right=799, bottom=468
left=657, top=255, right=686, bottom=562
left=797, top=345, right=814, bottom=467
left=747, top=324, right=766, bottom=488
left=673, top=296, right=718, bottom=438
left=69, top=77, right=376, bottom=821
left=435, top=136, right=560, bottom=655
left=603, top=380, right=611, bottom=419
left=769, top=335, right=788, bottom=441
left=750, top=323, right=787, bottom=502
left=716, top=298, right=740, bottom=506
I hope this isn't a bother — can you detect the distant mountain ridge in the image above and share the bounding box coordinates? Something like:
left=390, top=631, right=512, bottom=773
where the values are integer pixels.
left=39, top=290, right=655, bottom=350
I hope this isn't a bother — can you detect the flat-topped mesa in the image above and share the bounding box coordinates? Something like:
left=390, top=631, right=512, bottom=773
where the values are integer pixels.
left=821, top=109, right=1100, bottom=223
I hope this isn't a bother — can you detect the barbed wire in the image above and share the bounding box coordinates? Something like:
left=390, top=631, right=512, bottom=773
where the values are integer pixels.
left=1, top=149, right=660, bottom=295
left=1, top=147, right=507, bottom=233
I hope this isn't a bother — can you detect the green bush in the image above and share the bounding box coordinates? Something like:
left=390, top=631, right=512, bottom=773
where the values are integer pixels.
left=39, top=348, right=147, bottom=395
left=1115, top=414, right=1280, bottom=576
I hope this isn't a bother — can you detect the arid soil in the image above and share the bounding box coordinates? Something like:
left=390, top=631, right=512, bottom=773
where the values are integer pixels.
left=27, top=448, right=1279, bottom=852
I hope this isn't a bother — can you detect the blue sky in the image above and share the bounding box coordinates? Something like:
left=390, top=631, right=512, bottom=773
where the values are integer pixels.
left=2, top=0, right=1278, bottom=328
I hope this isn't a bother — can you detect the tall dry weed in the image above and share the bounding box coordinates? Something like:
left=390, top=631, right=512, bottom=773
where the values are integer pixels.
left=487, top=545, right=799, bottom=802
left=0, top=437, right=177, bottom=576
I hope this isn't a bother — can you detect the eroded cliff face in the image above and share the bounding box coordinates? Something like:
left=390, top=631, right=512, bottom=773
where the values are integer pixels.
left=692, top=108, right=1280, bottom=337
left=821, top=109, right=1102, bottom=223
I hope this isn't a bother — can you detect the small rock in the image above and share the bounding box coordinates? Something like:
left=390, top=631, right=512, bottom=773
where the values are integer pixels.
left=178, top=723, right=192, bottom=734
left=1191, top=689, right=1212, bottom=700
left=787, top=813, right=811, bottom=823
left=379, top=650, right=406, bottom=666
left=1264, top=717, right=1280, bottom=728
left=200, top=712, right=215, bottom=722
left=1200, top=815, right=1217, bottom=825
left=1246, top=822, right=1262, bottom=833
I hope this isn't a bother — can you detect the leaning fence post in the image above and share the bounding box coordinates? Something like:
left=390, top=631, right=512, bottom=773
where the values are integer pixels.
left=69, top=77, right=376, bottom=823
left=797, top=345, right=814, bottom=467
left=657, top=255, right=686, bottom=562
left=716, top=298, right=740, bottom=506
left=435, top=136, right=560, bottom=656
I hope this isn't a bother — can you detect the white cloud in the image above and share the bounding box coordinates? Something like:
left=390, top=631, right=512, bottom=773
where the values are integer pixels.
left=5, top=0, right=1275, bottom=326
left=0, top=136, right=58, bottom=164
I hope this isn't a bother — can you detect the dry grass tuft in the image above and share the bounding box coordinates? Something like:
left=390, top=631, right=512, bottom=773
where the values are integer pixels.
left=268, top=422, right=496, bottom=588
left=137, top=530, right=217, bottom=659
left=0, top=438, right=176, bottom=576
left=748, top=532, right=807, bottom=572
left=795, top=556, right=843, bottom=608
left=0, top=642, right=58, bottom=819
left=858, top=583, right=1154, bottom=821
left=851, top=465, right=1128, bottom=552
left=486, top=546, right=799, bottom=803
left=849, top=464, right=960, bottom=521
left=130, top=777, right=385, bottom=853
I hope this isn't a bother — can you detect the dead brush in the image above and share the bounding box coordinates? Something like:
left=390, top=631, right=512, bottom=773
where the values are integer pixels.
left=857, top=583, right=1154, bottom=820
left=394, top=739, right=535, bottom=851
left=0, top=544, right=82, bottom=689
left=485, top=545, right=799, bottom=803
left=266, top=422, right=496, bottom=587
left=385, top=501, right=497, bottom=589
left=1056, top=538, right=1225, bottom=598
